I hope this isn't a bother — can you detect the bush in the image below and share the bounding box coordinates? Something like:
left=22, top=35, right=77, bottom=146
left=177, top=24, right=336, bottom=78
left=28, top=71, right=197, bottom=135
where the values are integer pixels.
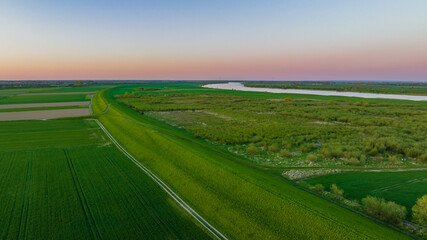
left=417, top=154, right=427, bottom=164
left=412, top=195, right=427, bottom=227
left=299, top=144, right=312, bottom=153
left=314, top=184, right=324, bottom=192
left=268, top=143, right=279, bottom=153
left=279, top=149, right=290, bottom=158
left=307, top=153, right=317, bottom=162
left=246, top=143, right=258, bottom=155
left=362, top=196, right=406, bottom=224
left=368, top=148, right=378, bottom=156
left=330, top=184, right=344, bottom=196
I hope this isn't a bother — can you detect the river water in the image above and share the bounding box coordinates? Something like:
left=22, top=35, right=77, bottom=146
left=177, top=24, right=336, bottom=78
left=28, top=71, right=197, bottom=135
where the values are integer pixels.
left=203, top=82, right=427, bottom=101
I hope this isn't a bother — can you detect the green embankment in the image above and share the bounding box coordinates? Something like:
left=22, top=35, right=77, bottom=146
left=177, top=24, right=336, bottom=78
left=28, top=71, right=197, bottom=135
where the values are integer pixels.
left=0, top=119, right=209, bottom=239
left=93, top=87, right=411, bottom=239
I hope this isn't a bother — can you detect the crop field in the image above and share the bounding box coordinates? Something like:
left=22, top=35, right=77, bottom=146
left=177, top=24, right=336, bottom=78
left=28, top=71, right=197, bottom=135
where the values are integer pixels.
left=306, top=171, right=427, bottom=213
left=91, top=86, right=412, bottom=239
left=0, top=93, right=91, bottom=105
left=0, top=119, right=209, bottom=239
left=0, top=105, right=87, bottom=113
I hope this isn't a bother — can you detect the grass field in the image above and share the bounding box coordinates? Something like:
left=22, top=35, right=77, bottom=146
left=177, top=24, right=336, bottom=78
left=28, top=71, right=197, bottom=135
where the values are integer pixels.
left=92, top=86, right=412, bottom=239
left=0, top=119, right=209, bottom=239
left=306, top=171, right=427, bottom=214
left=0, top=94, right=91, bottom=105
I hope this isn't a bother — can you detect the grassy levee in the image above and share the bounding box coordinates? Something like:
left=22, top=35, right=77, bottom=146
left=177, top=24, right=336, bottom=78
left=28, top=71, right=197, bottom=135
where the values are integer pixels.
left=93, top=88, right=411, bottom=239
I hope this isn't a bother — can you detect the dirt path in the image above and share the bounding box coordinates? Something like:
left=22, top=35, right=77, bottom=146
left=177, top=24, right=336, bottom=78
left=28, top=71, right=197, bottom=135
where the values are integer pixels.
left=0, top=101, right=89, bottom=109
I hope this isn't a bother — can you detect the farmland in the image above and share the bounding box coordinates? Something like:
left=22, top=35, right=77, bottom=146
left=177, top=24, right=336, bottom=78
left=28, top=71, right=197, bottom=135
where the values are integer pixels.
left=306, top=171, right=427, bottom=214
left=0, top=93, right=91, bottom=104
left=1, top=81, right=424, bottom=239
left=91, top=85, right=414, bottom=239
left=0, top=119, right=209, bottom=239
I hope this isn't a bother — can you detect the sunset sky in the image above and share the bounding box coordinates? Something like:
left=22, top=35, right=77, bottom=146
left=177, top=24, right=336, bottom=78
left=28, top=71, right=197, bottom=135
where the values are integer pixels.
left=1, top=0, right=426, bottom=81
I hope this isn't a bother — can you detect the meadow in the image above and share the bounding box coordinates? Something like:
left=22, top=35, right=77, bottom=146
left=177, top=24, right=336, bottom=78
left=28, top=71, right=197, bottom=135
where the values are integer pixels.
left=92, top=86, right=412, bottom=239
left=118, top=91, right=427, bottom=168
left=0, top=119, right=209, bottom=239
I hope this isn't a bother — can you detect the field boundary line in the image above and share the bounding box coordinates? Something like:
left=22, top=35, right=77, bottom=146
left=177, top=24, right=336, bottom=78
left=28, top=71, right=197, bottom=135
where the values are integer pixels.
left=89, top=95, right=94, bottom=115
left=92, top=119, right=228, bottom=240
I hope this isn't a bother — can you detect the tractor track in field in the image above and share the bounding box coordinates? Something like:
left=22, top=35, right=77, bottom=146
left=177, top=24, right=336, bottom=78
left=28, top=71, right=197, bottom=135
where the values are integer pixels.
left=17, top=152, right=33, bottom=240
left=371, top=177, right=426, bottom=193
left=92, top=119, right=228, bottom=240
left=64, top=150, right=102, bottom=240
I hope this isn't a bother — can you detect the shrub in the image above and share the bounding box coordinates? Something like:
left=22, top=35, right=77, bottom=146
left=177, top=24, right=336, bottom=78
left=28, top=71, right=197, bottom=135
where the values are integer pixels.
left=345, top=157, right=359, bottom=166
left=268, top=143, right=279, bottom=153
left=368, top=148, right=378, bottom=156
left=359, top=154, right=366, bottom=165
left=279, top=149, right=290, bottom=158
left=314, top=184, right=324, bottom=192
left=246, top=143, right=258, bottom=155
left=412, top=195, right=427, bottom=227
left=307, top=153, right=317, bottom=162
left=299, top=144, right=312, bottom=153
left=362, top=196, right=406, bottom=224
left=417, top=154, right=427, bottom=164
left=284, top=97, right=292, bottom=102
left=330, top=184, right=344, bottom=196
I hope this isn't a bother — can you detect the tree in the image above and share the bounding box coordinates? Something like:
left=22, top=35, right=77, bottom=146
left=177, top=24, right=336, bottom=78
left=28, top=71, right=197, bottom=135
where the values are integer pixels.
left=330, top=184, right=344, bottom=196
left=412, top=195, right=427, bottom=227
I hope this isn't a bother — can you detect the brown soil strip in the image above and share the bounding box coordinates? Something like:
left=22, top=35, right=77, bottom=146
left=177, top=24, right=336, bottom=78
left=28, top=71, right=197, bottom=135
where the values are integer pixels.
left=0, top=101, right=90, bottom=109
left=18, top=92, right=96, bottom=96
left=0, top=109, right=90, bottom=121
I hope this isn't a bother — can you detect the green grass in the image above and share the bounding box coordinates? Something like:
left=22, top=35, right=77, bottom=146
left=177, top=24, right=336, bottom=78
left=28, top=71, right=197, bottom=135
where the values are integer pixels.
left=0, top=119, right=209, bottom=239
left=306, top=171, right=427, bottom=214
left=0, top=94, right=90, bottom=105
left=0, top=105, right=87, bottom=113
left=93, top=87, right=412, bottom=239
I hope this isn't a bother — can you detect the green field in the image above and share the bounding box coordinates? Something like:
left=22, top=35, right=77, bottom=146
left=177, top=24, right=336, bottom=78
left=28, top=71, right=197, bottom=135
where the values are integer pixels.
left=306, top=171, right=427, bottom=214
left=0, top=119, right=209, bottom=239
left=91, top=86, right=412, bottom=239
left=0, top=94, right=91, bottom=105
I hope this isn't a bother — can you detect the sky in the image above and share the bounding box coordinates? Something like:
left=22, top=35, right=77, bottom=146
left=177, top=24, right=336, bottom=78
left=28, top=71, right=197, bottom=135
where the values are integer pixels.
left=1, top=0, right=426, bottom=81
